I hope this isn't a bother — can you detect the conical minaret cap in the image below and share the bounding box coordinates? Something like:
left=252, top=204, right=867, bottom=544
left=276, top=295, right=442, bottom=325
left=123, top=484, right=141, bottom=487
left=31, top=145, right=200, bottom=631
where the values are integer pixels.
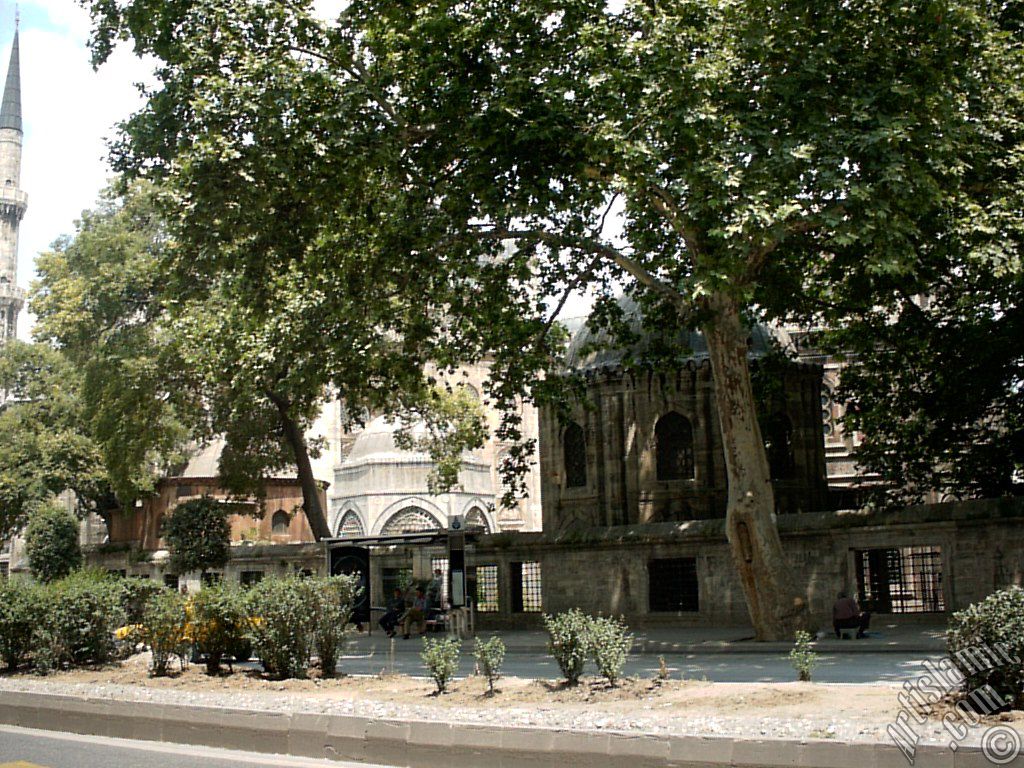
left=0, top=29, right=21, bottom=133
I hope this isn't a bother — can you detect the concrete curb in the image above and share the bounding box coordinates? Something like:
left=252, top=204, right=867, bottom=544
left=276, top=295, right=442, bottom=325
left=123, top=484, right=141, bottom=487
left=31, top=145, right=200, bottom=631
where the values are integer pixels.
left=0, top=688, right=979, bottom=767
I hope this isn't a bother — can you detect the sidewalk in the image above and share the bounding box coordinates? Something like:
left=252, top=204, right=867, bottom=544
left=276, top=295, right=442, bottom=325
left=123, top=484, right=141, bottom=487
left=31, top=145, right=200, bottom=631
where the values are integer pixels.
left=350, top=619, right=947, bottom=656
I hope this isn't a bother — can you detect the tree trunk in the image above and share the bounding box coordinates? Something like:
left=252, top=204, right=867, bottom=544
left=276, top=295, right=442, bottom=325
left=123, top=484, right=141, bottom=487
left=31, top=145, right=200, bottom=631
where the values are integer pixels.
left=269, top=393, right=332, bottom=542
left=701, top=293, right=810, bottom=641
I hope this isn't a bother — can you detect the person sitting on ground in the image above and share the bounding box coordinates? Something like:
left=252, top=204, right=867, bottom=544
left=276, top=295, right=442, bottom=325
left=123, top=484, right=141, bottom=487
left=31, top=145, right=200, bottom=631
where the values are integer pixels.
left=833, top=591, right=871, bottom=639
left=379, top=588, right=406, bottom=638
left=402, top=588, right=428, bottom=639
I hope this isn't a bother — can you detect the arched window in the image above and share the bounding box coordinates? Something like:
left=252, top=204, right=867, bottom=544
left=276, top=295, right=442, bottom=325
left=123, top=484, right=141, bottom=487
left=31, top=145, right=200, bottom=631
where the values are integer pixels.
left=563, top=422, right=587, bottom=488
left=380, top=506, right=442, bottom=535
left=765, top=412, right=796, bottom=479
left=271, top=511, right=290, bottom=536
left=336, top=510, right=365, bottom=538
left=465, top=506, right=491, bottom=534
left=656, top=412, right=695, bottom=481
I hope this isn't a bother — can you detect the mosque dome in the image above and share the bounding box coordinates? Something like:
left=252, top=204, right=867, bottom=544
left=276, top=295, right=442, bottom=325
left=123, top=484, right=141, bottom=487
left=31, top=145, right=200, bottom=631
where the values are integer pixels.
left=345, top=415, right=432, bottom=465
left=565, top=294, right=782, bottom=372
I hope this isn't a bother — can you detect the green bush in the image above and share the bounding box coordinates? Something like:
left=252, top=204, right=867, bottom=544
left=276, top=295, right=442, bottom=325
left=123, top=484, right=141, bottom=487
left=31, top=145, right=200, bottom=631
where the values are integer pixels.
left=24, top=504, right=82, bottom=583
left=590, top=615, right=633, bottom=686
left=303, top=574, right=360, bottom=678
left=947, top=586, right=1024, bottom=708
left=246, top=575, right=313, bottom=679
left=473, top=636, right=505, bottom=694
left=543, top=609, right=592, bottom=685
left=0, top=579, right=40, bottom=671
left=421, top=636, right=461, bottom=694
left=190, top=582, right=248, bottom=675
left=789, top=630, right=818, bottom=682
left=121, top=578, right=164, bottom=624
left=142, top=590, right=189, bottom=676
left=162, top=496, right=231, bottom=576
left=35, top=570, right=127, bottom=672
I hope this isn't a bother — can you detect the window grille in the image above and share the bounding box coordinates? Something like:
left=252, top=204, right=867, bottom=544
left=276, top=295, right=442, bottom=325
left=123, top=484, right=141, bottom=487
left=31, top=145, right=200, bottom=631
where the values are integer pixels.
left=511, top=561, right=542, bottom=613
left=465, top=507, right=491, bottom=533
left=648, top=558, right=700, bottom=612
left=563, top=422, right=587, bottom=488
left=337, top=510, right=365, bottom=538
left=765, top=412, right=796, bottom=479
left=656, top=412, right=695, bottom=480
left=380, top=507, right=442, bottom=535
left=0, top=560, right=8, bottom=580
left=475, top=565, right=499, bottom=612
left=163, top=574, right=179, bottom=591
left=201, top=572, right=222, bottom=586
left=431, top=556, right=450, bottom=605
left=856, top=546, right=945, bottom=614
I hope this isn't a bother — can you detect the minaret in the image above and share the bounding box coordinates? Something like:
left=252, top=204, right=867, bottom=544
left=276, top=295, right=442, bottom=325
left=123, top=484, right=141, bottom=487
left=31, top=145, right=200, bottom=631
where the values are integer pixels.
left=0, top=22, right=25, bottom=342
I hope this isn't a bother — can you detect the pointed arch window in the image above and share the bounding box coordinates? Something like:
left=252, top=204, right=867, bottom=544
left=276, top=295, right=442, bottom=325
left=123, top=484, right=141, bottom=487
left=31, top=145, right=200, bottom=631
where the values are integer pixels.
left=563, top=422, right=587, bottom=488
left=380, top=506, right=442, bottom=535
left=656, top=412, right=695, bottom=481
left=465, top=506, right=491, bottom=534
left=337, top=510, right=365, bottom=538
left=766, top=412, right=796, bottom=479
left=271, top=510, right=290, bottom=536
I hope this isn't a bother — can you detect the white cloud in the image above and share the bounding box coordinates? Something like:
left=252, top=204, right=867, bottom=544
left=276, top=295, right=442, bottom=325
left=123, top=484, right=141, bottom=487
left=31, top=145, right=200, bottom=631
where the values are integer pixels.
left=11, top=0, right=153, bottom=339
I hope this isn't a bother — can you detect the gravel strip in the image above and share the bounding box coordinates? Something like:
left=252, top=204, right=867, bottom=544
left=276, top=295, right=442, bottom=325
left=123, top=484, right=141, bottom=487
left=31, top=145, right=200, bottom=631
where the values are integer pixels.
left=0, top=677, right=996, bottom=749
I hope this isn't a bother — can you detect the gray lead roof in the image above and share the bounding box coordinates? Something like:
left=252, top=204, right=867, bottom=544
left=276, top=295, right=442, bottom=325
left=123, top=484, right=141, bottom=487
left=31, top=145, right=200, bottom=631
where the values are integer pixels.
left=0, top=30, right=20, bottom=133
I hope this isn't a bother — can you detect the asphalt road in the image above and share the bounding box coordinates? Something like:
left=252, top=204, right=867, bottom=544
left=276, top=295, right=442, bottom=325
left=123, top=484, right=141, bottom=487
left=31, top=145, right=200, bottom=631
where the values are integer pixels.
left=334, top=648, right=942, bottom=683
left=0, top=725, right=387, bottom=768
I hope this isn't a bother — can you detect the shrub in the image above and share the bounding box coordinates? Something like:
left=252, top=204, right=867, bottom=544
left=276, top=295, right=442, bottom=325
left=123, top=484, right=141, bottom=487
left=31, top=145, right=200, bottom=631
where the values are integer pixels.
left=304, top=574, right=360, bottom=678
left=590, top=615, right=633, bottom=686
left=473, top=636, right=505, bottom=694
left=789, top=630, right=818, bottom=682
left=35, top=570, right=127, bottom=672
left=246, top=575, right=313, bottom=679
left=422, top=636, right=461, bottom=694
left=189, top=582, right=248, bottom=675
left=24, top=504, right=82, bottom=583
left=142, top=590, right=190, bottom=676
left=0, top=579, right=40, bottom=671
left=162, top=496, right=231, bottom=576
left=947, top=586, right=1024, bottom=708
left=121, top=578, right=164, bottom=624
left=543, top=609, right=591, bottom=685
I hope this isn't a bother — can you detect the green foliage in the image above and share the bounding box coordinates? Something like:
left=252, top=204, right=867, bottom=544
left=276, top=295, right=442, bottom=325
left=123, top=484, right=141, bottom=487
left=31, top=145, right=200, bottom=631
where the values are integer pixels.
left=473, top=636, right=506, bottom=694
left=34, top=570, right=127, bottom=673
left=589, top=615, right=633, bottom=686
left=789, top=631, right=819, bottom=682
left=245, top=576, right=314, bottom=680
left=162, top=496, right=231, bottom=576
left=947, top=587, right=1024, bottom=708
left=0, top=579, right=41, bottom=671
left=189, top=582, right=248, bottom=675
left=120, top=578, right=164, bottom=624
left=544, top=609, right=592, bottom=685
left=0, top=342, right=112, bottom=543
left=24, top=503, right=83, bottom=583
left=421, top=636, right=461, bottom=694
left=303, top=574, right=360, bottom=678
left=142, top=589, right=190, bottom=676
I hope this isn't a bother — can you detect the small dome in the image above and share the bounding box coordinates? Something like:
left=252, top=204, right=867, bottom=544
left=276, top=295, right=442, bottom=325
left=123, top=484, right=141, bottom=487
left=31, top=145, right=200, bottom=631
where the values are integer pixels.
left=565, top=294, right=779, bottom=371
left=346, top=416, right=431, bottom=464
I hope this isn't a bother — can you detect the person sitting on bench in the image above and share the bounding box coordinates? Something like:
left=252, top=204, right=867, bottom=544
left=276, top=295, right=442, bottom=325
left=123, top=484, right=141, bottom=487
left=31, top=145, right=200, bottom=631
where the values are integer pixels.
left=402, top=588, right=428, bottom=639
left=833, top=592, right=871, bottom=639
left=379, top=588, right=406, bottom=638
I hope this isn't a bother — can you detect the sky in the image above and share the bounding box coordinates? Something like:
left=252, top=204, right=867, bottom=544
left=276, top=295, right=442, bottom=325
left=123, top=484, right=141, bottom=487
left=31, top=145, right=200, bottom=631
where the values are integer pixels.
left=5, top=0, right=152, bottom=339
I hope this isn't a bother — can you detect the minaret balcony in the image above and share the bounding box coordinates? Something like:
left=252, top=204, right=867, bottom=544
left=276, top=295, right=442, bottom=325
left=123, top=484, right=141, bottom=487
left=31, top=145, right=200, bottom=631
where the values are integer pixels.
left=0, top=186, right=26, bottom=214
left=0, top=282, right=25, bottom=303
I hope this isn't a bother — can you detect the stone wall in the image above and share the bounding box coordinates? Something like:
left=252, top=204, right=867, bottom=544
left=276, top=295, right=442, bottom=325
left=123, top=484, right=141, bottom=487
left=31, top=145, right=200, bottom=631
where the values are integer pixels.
left=469, top=497, right=1024, bottom=629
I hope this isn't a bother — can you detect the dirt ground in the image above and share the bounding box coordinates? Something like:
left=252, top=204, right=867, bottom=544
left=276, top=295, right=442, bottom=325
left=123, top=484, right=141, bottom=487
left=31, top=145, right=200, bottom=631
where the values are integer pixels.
left=6, top=652, right=934, bottom=724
